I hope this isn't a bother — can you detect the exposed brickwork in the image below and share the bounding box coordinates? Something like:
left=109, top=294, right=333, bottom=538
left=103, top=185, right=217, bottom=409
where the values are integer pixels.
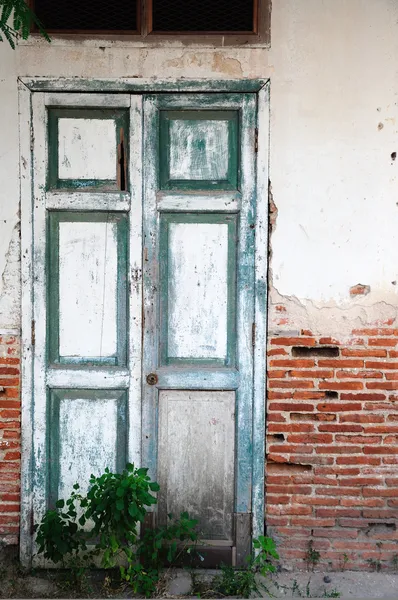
left=0, top=335, right=20, bottom=546
left=266, top=326, right=398, bottom=571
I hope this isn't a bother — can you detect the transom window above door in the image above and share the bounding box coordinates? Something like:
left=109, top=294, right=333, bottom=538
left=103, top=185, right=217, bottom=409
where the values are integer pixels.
left=31, top=0, right=270, bottom=43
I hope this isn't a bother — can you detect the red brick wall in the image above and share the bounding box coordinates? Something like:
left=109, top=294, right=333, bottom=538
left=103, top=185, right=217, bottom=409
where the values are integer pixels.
left=266, top=325, right=398, bottom=571
left=0, top=335, right=20, bottom=546
left=1, top=328, right=397, bottom=571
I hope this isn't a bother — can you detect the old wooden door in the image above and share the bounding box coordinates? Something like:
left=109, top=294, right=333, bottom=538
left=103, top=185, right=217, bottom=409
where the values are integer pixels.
left=142, top=94, right=258, bottom=564
left=22, top=88, right=265, bottom=567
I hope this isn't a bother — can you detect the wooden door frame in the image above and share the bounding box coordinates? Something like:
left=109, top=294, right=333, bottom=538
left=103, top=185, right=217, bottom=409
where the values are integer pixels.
left=18, top=77, right=269, bottom=568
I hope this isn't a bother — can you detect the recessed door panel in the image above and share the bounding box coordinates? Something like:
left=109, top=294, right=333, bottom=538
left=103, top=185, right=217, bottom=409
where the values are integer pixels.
left=158, top=390, right=235, bottom=541
left=48, top=212, right=128, bottom=366
left=48, top=389, right=127, bottom=505
left=160, top=214, right=237, bottom=365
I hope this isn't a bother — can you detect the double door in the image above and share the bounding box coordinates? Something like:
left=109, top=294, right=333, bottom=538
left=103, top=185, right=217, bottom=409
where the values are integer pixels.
left=25, top=90, right=263, bottom=565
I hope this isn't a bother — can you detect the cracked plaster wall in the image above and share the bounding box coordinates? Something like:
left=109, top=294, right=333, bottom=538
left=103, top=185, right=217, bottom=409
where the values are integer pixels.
left=0, top=0, right=398, bottom=335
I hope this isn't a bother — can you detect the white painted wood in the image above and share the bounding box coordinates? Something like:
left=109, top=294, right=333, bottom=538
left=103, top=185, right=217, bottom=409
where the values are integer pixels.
left=155, top=367, right=239, bottom=390
left=252, top=82, right=269, bottom=543
left=19, top=81, right=34, bottom=568
left=45, top=93, right=130, bottom=108
left=46, top=368, right=129, bottom=389
left=56, top=396, right=118, bottom=500
left=58, top=221, right=118, bottom=359
left=127, top=95, right=143, bottom=467
left=169, top=119, right=229, bottom=181
left=22, top=79, right=267, bottom=94
left=58, top=118, right=116, bottom=180
left=168, top=222, right=228, bottom=360
left=46, top=191, right=130, bottom=211
left=157, top=193, right=239, bottom=213
left=158, top=390, right=235, bottom=542
left=31, top=92, right=49, bottom=551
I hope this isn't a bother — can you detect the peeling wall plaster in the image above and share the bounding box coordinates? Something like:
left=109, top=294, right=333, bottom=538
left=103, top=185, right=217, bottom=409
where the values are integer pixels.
left=1, top=0, right=398, bottom=332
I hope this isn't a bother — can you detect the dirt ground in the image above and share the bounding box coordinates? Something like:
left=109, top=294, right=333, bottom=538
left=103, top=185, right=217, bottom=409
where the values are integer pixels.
left=1, top=546, right=398, bottom=599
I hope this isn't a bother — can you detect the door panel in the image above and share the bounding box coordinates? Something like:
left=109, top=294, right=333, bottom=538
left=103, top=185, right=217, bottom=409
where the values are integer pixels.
left=158, top=390, right=235, bottom=542
left=48, top=212, right=128, bottom=366
left=142, top=93, right=257, bottom=562
left=160, top=213, right=237, bottom=366
left=48, top=389, right=127, bottom=505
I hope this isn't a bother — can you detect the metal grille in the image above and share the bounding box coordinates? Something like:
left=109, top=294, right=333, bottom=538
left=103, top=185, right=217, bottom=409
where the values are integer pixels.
left=152, top=0, right=255, bottom=32
left=34, top=0, right=138, bottom=31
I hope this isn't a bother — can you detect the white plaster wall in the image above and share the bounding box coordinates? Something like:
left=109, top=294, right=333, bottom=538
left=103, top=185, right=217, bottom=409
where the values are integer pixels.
left=0, top=0, right=398, bottom=331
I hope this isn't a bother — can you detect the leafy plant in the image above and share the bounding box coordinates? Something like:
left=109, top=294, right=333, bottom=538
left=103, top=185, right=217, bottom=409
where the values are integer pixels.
left=35, top=464, right=200, bottom=598
left=0, top=0, right=50, bottom=48
left=211, top=535, right=280, bottom=598
left=80, top=464, right=159, bottom=568
left=306, top=540, right=321, bottom=571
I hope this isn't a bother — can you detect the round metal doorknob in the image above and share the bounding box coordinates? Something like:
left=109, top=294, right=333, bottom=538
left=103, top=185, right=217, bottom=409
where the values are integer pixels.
left=146, top=373, right=158, bottom=386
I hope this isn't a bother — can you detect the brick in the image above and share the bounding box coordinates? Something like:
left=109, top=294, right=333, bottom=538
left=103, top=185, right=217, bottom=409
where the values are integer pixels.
left=342, top=348, right=387, bottom=357
left=352, top=328, right=398, bottom=336
left=271, top=337, right=316, bottom=346
left=363, top=487, right=398, bottom=497
left=0, top=410, right=20, bottom=419
left=390, top=350, right=398, bottom=358
left=365, top=426, right=398, bottom=433
left=340, top=393, right=386, bottom=401
left=288, top=433, right=333, bottom=444
left=312, top=528, right=358, bottom=539
left=269, top=380, right=314, bottom=389
left=290, top=370, right=334, bottom=378
left=290, top=518, right=335, bottom=527
left=294, top=496, right=340, bottom=506
left=0, top=378, right=19, bottom=387
left=368, top=338, right=397, bottom=347
left=316, top=487, right=361, bottom=496
left=336, top=370, right=383, bottom=379
left=318, top=424, right=363, bottom=432
left=335, top=435, right=381, bottom=444
left=268, top=391, right=292, bottom=399
left=0, top=358, right=19, bottom=365
left=0, top=401, right=21, bottom=409
left=339, top=477, right=382, bottom=486
left=341, top=497, right=384, bottom=507
left=318, top=359, right=364, bottom=368
left=270, top=359, right=315, bottom=368
left=267, top=444, right=313, bottom=454
left=385, top=372, right=398, bottom=380
left=365, top=361, right=398, bottom=370
left=267, top=370, right=288, bottom=378
left=365, top=402, right=397, bottom=411
left=363, top=446, right=398, bottom=454
left=316, top=508, right=361, bottom=518
left=3, top=452, right=20, bottom=461
left=340, top=414, right=384, bottom=423
left=0, top=367, right=19, bottom=376
left=268, top=403, right=314, bottom=412
left=336, top=456, right=381, bottom=465
left=267, top=413, right=287, bottom=422
left=317, top=402, right=362, bottom=412
left=268, top=423, right=315, bottom=433
left=319, top=381, right=363, bottom=390
left=293, top=391, right=326, bottom=399
left=267, top=348, right=288, bottom=356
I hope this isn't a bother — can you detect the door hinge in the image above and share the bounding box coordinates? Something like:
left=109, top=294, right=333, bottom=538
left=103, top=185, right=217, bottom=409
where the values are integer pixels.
left=252, top=322, right=256, bottom=347
left=31, top=319, right=35, bottom=347
left=254, top=128, right=258, bottom=153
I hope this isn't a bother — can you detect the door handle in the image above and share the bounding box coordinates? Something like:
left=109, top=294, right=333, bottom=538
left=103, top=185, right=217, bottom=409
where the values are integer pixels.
left=146, top=373, right=158, bottom=386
